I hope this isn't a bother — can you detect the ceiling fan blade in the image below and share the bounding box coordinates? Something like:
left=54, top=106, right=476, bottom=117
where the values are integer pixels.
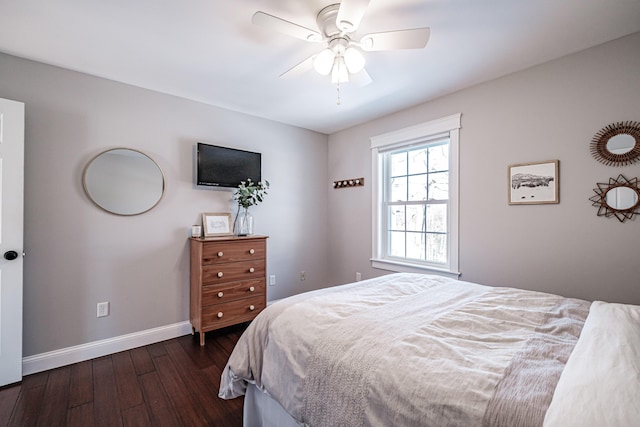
left=252, top=11, right=322, bottom=42
left=350, top=68, right=372, bottom=87
left=279, top=55, right=315, bottom=79
left=360, top=28, right=430, bottom=51
left=336, top=0, right=370, bottom=32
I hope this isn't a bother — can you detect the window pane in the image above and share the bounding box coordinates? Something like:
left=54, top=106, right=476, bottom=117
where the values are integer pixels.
left=390, top=152, right=407, bottom=176
left=408, top=148, right=427, bottom=175
left=407, top=232, right=426, bottom=260
left=408, top=174, right=427, bottom=201
left=389, top=206, right=405, bottom=231
left=391, top=177, right=407, bottom=201
left=426, top=204, right=447, bottom=232
left=426, top=233, right=447, bottom=264
left=389, top=231, right=406, bottom=257
left=429, top=144, right=449, bottom=172
left=428, top=172, right=448, bottom=200
left=406, top=205, right=425, bottom=232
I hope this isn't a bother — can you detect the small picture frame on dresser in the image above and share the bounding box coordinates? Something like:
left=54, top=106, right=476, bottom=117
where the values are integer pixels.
left=202, top=212, right=233, bottom=237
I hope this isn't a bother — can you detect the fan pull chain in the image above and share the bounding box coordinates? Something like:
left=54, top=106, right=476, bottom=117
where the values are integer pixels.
left=336, top=83, right=341, bottom=106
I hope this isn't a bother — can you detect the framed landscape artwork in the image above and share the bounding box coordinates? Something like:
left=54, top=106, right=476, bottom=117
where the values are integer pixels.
left=202, top=212, right=233, bottom=236
left=508, top=160, right=559, bottom=205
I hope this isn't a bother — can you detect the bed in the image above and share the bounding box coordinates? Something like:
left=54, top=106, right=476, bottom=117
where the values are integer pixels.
left=218, top=273, right=640, bottom=426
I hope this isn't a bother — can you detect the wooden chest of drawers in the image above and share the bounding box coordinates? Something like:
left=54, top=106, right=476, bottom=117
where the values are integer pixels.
left=190, top=235, right=268, bottom=345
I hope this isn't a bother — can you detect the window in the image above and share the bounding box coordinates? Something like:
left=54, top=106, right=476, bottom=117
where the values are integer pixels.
left=371, top=114, right=461, bottom=278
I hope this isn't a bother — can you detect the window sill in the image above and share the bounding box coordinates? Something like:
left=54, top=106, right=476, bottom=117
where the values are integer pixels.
left=371, top=258, right=461, bottom=279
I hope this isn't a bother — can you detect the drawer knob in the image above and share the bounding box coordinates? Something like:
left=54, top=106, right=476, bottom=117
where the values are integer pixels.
left=249, top=286, right=255, bottom=292
left=217, top=251, right=224, bottom=257
left=217, top=312, right=223, bottom=318
left=249, top=249, right=255, bottom=254
left=217, top=272, right=224, bottom=278
left=217, top=292, right=224, bottom=298
left=249, top=305, right=255, bottom=311
left=249, top=267, right=255, bottom=273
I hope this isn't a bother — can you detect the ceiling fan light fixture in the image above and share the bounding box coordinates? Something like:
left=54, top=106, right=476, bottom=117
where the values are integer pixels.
left=253, top=0, right=430, bottom=94
left=331, top=56, right=349, bottom=84
left=344, top=47, right=365, bottom=74
left=313, top=48, right=335, bottom=75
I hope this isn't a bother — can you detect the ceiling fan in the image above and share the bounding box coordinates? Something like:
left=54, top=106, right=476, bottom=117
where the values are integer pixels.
left=252, top=0, right=430, bottom=87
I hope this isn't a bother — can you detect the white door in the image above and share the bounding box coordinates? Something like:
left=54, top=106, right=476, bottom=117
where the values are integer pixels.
left=0, top=98, right=25, bottom=387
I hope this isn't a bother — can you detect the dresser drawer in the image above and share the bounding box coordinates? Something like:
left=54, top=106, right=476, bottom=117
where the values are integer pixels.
left=202, top=260, right=265, bottom=284
left=202, top=278, right=265, bottom=306
left=202, top=240, right=266, bottom=265
left=201, top=296, right=266, bottom=330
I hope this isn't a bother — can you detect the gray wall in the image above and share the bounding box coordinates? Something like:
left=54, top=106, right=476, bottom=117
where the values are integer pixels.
left=0, top=53, right=329, bottom=357
left=328, top=32, right=640, bottom=305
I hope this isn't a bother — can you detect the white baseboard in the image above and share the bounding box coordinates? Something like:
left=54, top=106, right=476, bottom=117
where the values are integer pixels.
left=22, top=321, right=193, bottom=376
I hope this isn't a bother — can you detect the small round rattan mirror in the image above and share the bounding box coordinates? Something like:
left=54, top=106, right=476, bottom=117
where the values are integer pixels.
left=590, top=121, right=640, bottom=166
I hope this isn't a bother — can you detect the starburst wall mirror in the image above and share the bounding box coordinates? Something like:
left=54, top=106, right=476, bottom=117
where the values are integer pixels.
left=589, top=175, right=640, bottom=222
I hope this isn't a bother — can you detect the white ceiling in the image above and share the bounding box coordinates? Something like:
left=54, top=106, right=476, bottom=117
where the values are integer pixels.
left=1, top=0, right=640, bottom=134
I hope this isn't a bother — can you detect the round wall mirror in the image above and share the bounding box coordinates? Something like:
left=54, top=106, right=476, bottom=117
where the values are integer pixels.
left=590, top=121, right=640, bottom=166
left=589, top=174, right=640, bottom=222
left=83, top=148, right=165, bottom=216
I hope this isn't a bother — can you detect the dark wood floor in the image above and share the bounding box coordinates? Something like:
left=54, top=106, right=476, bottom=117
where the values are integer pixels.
left=0, top=325, right=247, bottom=427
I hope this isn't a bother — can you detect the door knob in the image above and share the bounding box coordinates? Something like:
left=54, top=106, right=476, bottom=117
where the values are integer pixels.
left=4, top=251, right=18, bottom=261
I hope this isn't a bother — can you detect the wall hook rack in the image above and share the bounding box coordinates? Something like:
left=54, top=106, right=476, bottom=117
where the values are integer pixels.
left=333, top=177, right=364, bottom=189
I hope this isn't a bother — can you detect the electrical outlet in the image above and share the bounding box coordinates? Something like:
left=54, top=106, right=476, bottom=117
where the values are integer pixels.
left=97, top=301, right=110, bottom=318
left=300, top=271, right=306, bottom=281
left=356, top=272, right=362, bottom=281
left=269, top=274, right=276, bottom=286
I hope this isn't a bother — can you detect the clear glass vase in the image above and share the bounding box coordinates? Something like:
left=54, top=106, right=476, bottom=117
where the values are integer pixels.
left=235, top=207, right=254, bottom=236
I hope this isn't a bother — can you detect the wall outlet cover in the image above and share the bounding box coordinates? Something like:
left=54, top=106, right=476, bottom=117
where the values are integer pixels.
left=97, top=302, right=110, bottom=318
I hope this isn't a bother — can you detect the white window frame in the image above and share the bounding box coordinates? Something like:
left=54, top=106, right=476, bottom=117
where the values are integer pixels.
left=370, top=113, right=461, bottom=278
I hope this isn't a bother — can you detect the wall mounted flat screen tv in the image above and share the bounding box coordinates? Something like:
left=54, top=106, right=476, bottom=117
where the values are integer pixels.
left=196, top=143, right=261, bottom=188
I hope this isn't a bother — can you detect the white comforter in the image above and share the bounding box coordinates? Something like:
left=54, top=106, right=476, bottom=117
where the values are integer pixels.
left=219, top=274, right=640, bottom=427
left=219, top=273, right=637, bottom=426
